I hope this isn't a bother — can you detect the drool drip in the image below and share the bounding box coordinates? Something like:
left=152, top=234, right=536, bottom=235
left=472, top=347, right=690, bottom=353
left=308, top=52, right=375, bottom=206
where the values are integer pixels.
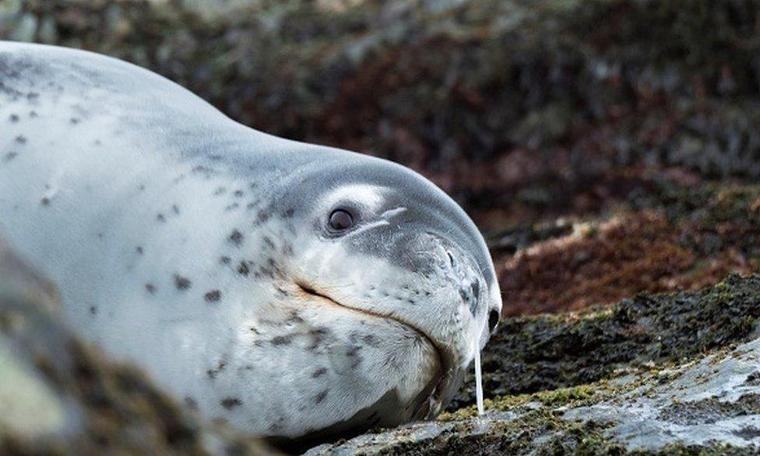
left=474, top=339, right=484, bottom=415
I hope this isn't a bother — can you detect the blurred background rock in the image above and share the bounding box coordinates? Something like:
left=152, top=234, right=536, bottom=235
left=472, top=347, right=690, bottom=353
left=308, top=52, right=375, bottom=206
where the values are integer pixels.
left=2, top=0, right=759, bottom=314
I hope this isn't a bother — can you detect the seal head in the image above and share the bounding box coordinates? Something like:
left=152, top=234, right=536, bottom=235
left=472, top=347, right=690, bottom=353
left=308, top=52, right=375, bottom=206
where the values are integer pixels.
left=248, top=153, right=502, bottom=440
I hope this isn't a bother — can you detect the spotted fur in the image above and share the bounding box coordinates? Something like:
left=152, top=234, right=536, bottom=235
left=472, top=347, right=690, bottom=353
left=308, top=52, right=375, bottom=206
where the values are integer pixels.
left=0, top=41, right=501, bottom=442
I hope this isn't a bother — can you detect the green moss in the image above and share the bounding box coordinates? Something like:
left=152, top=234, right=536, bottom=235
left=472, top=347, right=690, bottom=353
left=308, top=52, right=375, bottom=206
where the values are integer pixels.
left=535, top=383, right=597, bottom=406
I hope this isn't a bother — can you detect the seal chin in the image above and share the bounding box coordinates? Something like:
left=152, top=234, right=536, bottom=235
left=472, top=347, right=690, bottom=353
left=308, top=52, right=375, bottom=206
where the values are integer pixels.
left=293, top=280, right=460, bottom=417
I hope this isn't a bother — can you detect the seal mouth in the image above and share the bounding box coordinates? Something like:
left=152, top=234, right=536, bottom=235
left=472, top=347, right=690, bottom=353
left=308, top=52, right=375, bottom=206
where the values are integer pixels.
left=293, top=280, right=456, bottom=418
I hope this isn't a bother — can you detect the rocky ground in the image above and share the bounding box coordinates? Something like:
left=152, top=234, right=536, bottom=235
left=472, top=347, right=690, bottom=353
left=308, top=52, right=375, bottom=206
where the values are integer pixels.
left=2, top=0, right=760, bottom=454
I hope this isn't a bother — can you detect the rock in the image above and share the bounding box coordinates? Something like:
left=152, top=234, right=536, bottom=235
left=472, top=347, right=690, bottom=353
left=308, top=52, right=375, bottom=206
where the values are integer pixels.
left=0, top=239, right=273, bottom=455
left=566, top=338, right=760, bottom=450
left=311, top=275, right=760, bottom=454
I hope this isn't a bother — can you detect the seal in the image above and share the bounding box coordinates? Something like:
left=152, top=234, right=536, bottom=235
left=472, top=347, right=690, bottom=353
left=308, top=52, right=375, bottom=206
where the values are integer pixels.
left=0, top=41, right=502, bottom=444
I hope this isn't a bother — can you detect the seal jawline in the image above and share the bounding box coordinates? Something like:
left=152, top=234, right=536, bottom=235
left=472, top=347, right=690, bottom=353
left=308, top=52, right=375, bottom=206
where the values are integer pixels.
left=293, top=280, right=453, bottom=412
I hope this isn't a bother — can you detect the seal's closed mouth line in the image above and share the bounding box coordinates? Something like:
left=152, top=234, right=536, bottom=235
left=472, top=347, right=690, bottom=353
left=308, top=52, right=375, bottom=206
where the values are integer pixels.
left=294, top=281, right=449, bottom=386
left=295, top=281, right=440, bottom=353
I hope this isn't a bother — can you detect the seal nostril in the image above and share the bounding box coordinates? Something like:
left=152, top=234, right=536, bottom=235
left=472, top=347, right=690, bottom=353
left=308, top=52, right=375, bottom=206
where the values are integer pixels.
left=446, top=251, right=455, bottom=267
left=470, top=281, right=479, bottom=300
left=488, top=309, right=500, bottom=333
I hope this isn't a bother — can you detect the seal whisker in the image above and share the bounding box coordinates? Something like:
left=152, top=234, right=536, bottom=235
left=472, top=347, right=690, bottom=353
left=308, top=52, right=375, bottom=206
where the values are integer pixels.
left=345, top=219, right=390, bottom=237
left=380, top=206, right=407, bottom=219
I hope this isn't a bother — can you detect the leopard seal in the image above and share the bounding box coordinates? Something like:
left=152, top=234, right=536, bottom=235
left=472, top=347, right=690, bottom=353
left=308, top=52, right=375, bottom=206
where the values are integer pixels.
left=0, top=41, right=502, bottom=444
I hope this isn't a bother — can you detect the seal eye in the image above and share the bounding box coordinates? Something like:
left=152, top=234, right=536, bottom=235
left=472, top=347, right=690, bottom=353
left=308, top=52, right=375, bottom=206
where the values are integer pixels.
left=328, top=209, right=354, bottom=232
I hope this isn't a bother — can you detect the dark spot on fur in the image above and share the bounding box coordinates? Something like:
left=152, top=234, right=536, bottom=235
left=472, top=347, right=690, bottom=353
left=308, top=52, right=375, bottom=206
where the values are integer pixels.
left=315, top=390, right=328, bottom=404
left=268, top=421, right=284, bottom=433
left=14, top=135, right=26, bottom=144
left=206, top=361, right=226, bottom=379
left=363, top=335, right=379, bottom=347
left=285, top=311, right=304, bottom=324
left=228, top=229, right=244, bottom=247
left=258, top=264, right=274, bottom=279
left=233, top=190, right=244, bottom=198
left=9, top=114, right=19, bottom=122
left=145, top=283, right=156, bottom=294
left=191, top=165, right=212, bottom=175
left=69, top=117, right=79, bottom=124
left=213, top=186, right=226, bottom=196
left=209, top=154, right=223, bottom=161
left=237, top=261, right=250, bottom=275
left=263, top=236, right=275, bottom=250
left=308, top=327, right=330, bottom=350
left=3, top=151, right=18, bottom=162
left=40, top=196, right=50, bottom=206
left=220, top=256, right=231, bottom=265
left=225, top=203, right=239, bottom=211
left=346, top=345, right=363, bottom=369
left=29, top=110, right=38, bottom=118
left=284, top=208, right=295, bottom=218
left=184, top=397, right=198, bottom=410
left=157, top=213, right=166, bottom=223
left=172, top=204, right=180, bottom=215
left=136, top=246, right=144, bottom=255
left=312, top=367, right=327, bottom=378
left=174, top=274, right=192, bottom=290
left=256, top=210, right=271, bottom=224
left=221, top=397, right=242, bottom=409
left=204, top=290, right=221, bottom=303
left=271, top=335, right=292, bottom=346
left=89, top=306, right=97, bottom=315
left=275, top=286, right=288, bottom=296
